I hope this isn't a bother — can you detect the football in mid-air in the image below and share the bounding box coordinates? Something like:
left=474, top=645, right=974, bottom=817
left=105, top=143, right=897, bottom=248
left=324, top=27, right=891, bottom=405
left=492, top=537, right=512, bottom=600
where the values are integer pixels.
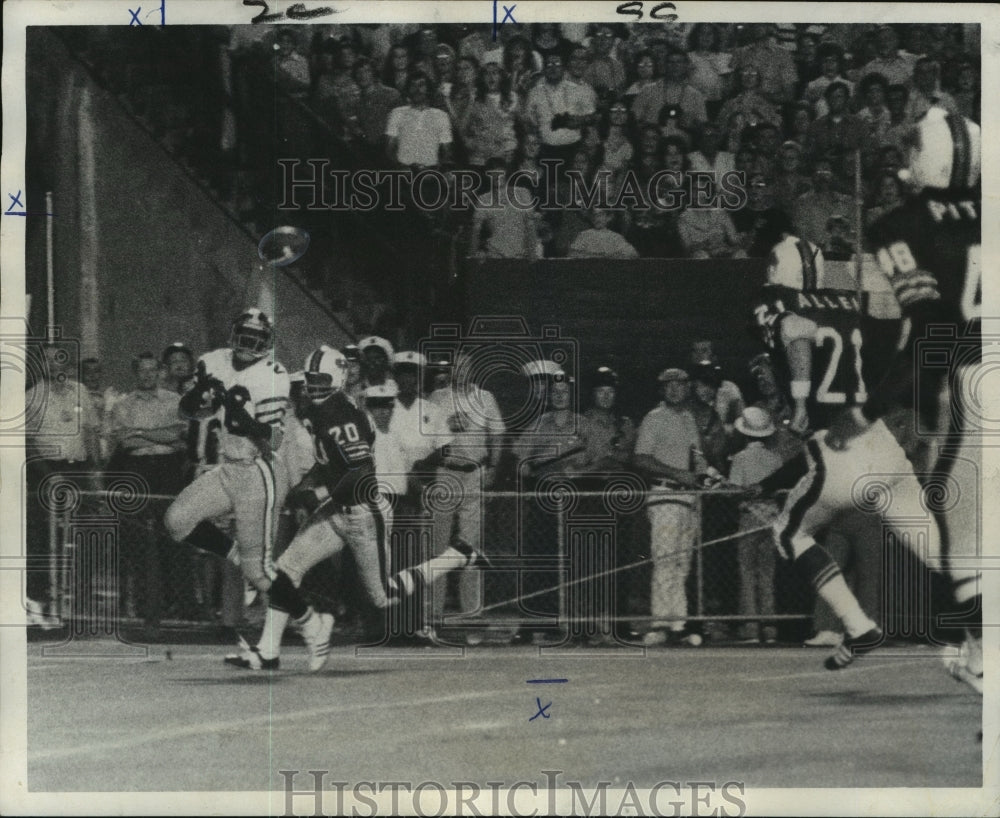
left=258, top=225, right=311, bottom=267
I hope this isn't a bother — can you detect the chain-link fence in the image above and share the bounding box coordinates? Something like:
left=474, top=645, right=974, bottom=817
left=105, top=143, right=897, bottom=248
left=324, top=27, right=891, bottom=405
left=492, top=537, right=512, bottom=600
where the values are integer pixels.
left=31, top=472, right=949, bottom=645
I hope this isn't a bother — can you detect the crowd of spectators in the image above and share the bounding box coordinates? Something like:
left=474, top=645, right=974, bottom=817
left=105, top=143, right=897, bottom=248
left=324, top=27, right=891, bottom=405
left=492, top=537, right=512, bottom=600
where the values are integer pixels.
left=27, top=332, right=858, bottom=647
left=231, top=21, right=979, bottom=261
left=63, top=22, right=978, bottom=270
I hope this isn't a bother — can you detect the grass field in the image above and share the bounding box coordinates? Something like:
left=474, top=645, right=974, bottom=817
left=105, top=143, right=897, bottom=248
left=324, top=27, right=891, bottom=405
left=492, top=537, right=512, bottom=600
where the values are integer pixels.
left=26, top=637, right=982, bottom=793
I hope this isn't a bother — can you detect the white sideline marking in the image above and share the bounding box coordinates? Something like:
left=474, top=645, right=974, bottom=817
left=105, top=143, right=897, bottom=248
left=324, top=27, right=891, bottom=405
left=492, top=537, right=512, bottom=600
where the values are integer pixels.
left=744, top=657, right=929, bottom=683
left=29, top=688, right=508, bottom=762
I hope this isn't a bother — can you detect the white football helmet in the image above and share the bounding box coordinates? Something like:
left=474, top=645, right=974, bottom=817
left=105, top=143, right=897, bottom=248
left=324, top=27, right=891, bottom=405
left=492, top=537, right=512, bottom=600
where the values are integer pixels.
left=303, top=345, right=348, bottom=403
left=766, top=235, right=825, bottom=290
left=230, top=308, right=273, bottom=362
left=899, top=106, right=981, bottom=191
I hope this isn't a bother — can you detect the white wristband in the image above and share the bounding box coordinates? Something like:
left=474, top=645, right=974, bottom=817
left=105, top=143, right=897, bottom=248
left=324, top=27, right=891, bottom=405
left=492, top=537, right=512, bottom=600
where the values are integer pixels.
left=313, top=485, right=330, bottom=503
left=790, top=380, right=811, bottom=400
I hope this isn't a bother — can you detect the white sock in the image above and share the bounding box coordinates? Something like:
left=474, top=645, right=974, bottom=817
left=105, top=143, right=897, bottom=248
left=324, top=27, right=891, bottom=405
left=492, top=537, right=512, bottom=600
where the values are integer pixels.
left=257, top=608, right=290, bottom=660
left=817, top=575, right=876, bottom=638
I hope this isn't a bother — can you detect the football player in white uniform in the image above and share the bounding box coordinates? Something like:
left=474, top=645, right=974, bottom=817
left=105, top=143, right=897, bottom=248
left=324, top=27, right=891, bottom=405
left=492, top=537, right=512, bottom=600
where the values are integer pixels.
left=164, top=309, right=290, bottom=599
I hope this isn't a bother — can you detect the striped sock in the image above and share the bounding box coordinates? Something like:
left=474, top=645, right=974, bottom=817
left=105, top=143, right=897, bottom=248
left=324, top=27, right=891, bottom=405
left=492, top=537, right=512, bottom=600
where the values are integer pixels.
left=796, top=544, right=875, bottom=638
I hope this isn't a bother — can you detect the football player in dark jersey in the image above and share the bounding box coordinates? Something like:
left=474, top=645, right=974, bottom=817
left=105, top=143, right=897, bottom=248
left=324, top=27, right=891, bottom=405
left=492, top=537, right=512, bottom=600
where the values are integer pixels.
left=754, top=235, right=944, bottom=670
left=226, top=346, right=487, bottom=671
left=826, top=107, right=982, bottom=692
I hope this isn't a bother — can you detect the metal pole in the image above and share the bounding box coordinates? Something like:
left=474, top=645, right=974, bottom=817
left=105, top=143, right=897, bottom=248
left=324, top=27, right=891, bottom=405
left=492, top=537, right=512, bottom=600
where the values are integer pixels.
left=695, top=494, right=703, bottom=619
left=854, top=148, right=864, bottom=304
left=557, top=497, right=566, bottom=638
left=45, top=191, right=54, bottom=339
left=48, top=500, right=58, bottom=619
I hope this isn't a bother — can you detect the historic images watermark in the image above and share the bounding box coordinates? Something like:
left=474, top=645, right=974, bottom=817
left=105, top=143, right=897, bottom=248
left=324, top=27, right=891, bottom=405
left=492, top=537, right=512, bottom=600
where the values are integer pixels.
left=279, top=769, right=749, bottom=816
left=277, top=159, right=749, bottom=214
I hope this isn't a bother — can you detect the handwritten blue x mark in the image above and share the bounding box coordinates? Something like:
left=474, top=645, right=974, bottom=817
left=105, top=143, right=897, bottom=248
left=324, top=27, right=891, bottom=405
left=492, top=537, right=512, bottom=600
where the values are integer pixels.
left=529, top=697, right=551, bottom=721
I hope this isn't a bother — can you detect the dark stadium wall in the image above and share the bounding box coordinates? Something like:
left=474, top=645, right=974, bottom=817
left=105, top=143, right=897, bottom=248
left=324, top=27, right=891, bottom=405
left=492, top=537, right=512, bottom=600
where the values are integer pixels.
left=463, top=259, right=902, bottom=421
left=26, top=28, right=350, bottom=392
left=464, top=259, right=770, bottom=419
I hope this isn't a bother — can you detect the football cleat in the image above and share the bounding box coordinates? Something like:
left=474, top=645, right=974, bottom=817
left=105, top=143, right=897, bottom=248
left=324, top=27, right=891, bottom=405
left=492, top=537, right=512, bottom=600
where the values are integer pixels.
left=944, top=639, right=984, bottom=695
left=453, top=539, right=492, bottom=570
left=224, top=644, right=279, bottom=671
left=824, top=626, right=883, bottom=670
left=301, top=612, right=336, bottom=672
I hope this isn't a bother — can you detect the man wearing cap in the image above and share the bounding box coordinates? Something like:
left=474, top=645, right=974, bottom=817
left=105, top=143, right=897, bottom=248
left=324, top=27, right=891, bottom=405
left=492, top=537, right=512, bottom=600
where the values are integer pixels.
left=633, top=367, right=707, bottom=645
left=427, top=352, right=506, bottom=636
left=389, top=351, right=453, bottom=480
left=358, top=336, right=397, bottom=392
left=728, top=407, right=785, bottom=643
left=365, top=382, right=408, bottom=532
left=340, top=344, right=365, bottom=405
left=514, top=371, right=587, bottom=478
left=577, top=367, right=636, bottom=473
left=512, top=369, right=587, bottom=644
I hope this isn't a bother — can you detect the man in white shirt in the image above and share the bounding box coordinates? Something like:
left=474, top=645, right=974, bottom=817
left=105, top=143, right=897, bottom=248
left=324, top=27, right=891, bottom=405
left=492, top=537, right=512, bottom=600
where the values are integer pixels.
left=526, top=53, right=597, bottom=164
left=385, top=72, right=453, bottom=168
left=25, top=345, right=102, bottom=622
left=427, top=354, right=505, bottom=639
